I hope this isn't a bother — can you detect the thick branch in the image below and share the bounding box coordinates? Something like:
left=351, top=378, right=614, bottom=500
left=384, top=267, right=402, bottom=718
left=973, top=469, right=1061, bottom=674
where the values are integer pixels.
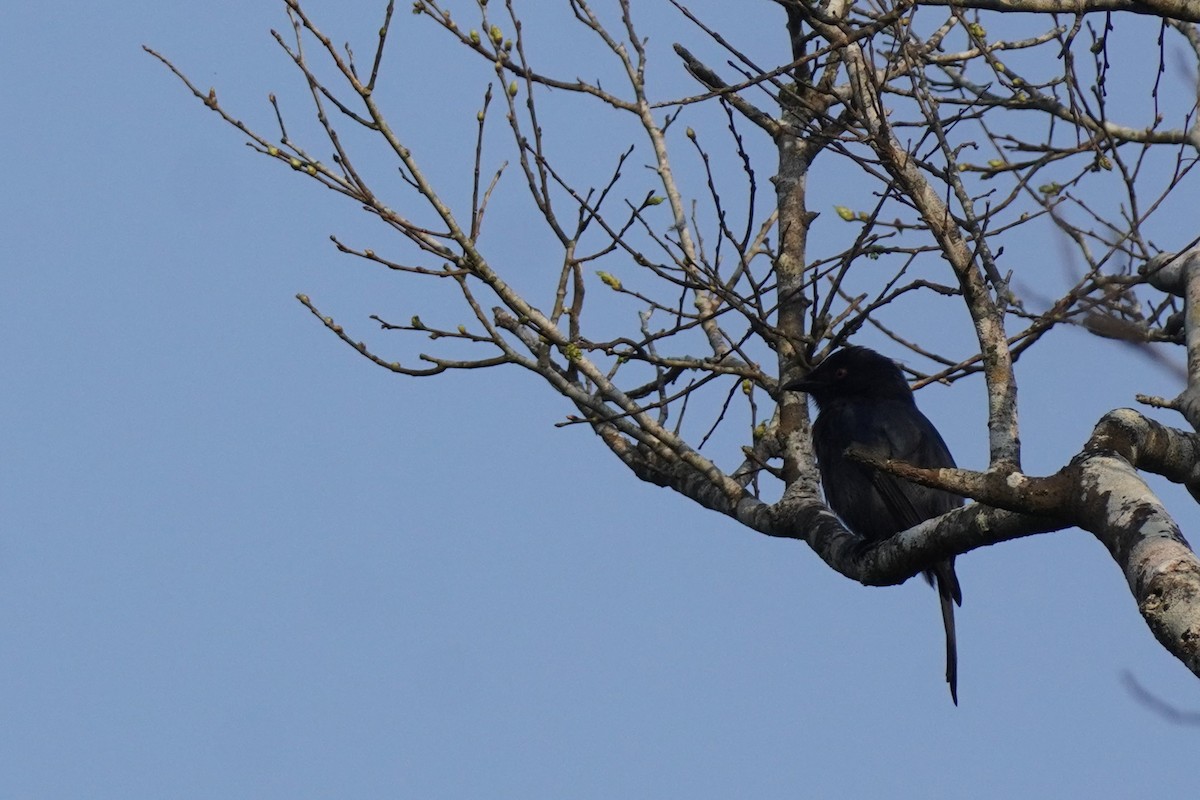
left=916, top=0, right=1200, bottom=23
left=1073, top=449, right=1200, bottom=676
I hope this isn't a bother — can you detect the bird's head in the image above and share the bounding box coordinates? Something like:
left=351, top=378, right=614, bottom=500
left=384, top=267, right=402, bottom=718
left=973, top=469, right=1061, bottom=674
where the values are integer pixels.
left=784, top=345, right=914, bottom=407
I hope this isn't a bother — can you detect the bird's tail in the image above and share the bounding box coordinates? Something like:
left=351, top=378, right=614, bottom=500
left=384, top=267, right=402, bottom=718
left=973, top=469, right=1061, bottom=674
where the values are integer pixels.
left=928, top=558, right=961, bottom=705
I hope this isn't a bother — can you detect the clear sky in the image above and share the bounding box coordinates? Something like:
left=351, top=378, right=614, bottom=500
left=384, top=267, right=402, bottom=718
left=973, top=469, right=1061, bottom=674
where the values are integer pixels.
left=4, top=2, right=1199, bottom=798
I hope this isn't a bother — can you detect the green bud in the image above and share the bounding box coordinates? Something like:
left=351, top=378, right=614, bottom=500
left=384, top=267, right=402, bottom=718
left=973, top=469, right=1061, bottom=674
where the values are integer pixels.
left=597, top=271, right=621, bottom=290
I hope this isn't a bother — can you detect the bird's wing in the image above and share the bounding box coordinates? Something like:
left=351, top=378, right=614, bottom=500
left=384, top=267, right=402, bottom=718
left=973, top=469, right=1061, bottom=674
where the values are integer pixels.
left=868, top=404, right=964, bottom=607
left=862, top=402, right=960, bottom=528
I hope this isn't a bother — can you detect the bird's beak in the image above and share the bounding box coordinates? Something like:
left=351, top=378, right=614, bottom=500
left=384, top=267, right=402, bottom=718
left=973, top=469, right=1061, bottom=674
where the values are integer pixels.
left=783, top=376, right=819, bottom=393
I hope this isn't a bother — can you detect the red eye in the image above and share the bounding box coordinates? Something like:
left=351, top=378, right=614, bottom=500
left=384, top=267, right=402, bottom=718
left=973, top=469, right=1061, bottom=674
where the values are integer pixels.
left=833, top=367, right=848, bottom=380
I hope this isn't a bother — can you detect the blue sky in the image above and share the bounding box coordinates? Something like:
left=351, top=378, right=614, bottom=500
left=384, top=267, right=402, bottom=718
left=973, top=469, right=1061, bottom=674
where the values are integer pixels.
left=4, top=1, right=1200, bottom=797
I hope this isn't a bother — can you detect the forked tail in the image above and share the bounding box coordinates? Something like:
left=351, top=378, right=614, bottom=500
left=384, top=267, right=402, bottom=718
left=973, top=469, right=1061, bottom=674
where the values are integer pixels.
left=932, top=558, right=961, bottom=705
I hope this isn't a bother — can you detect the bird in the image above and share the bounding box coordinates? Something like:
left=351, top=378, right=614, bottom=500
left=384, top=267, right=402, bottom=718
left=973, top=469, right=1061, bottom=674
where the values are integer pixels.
left=785, top=345, right=964, bottom=704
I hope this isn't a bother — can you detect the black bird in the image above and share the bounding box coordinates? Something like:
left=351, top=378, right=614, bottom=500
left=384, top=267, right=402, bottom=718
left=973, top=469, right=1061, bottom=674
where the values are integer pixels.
left=786, top=346, right=964, bottom=703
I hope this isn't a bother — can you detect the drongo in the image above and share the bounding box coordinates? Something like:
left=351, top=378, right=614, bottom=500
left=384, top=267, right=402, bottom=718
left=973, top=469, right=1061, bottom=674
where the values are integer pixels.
left=787, top=346, right=964, bottom=704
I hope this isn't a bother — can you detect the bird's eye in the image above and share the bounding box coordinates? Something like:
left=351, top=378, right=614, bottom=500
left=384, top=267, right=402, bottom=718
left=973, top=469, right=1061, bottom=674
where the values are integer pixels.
left=833, top=367, right=848, bottom=380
